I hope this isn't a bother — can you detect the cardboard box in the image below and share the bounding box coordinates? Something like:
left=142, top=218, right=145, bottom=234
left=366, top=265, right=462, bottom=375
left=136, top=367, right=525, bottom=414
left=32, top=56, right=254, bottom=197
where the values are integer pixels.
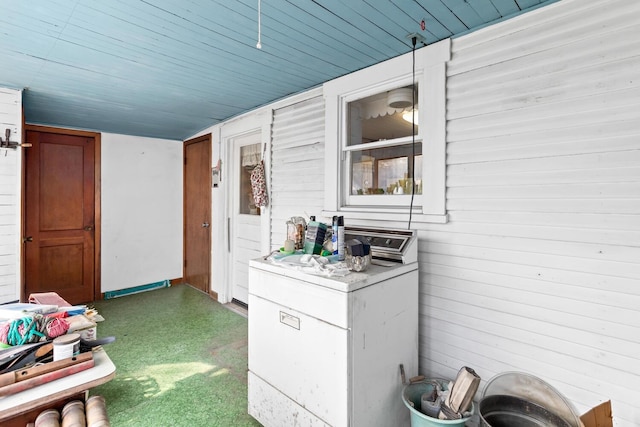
left=580, top=401, right=613, bottom=427
left=65, top=314, right=97, bottom=341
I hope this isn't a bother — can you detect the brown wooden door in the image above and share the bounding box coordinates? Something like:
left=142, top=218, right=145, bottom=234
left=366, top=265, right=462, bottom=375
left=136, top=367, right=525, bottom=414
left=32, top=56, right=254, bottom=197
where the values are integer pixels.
left=184, top=134, right=211, bottom=294
left=23, top=127, right=99, bottom=305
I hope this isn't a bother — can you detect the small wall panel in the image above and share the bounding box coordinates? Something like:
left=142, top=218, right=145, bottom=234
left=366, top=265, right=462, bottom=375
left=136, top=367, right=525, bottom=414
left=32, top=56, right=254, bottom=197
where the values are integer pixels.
left=0, top=88, right=21, bottom=303
left=269, top=95, right=325, bottom=249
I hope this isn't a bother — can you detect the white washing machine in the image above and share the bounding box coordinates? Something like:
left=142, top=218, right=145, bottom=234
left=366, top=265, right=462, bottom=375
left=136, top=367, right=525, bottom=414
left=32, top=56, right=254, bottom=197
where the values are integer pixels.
left=248, top=227, right=419, bottom=427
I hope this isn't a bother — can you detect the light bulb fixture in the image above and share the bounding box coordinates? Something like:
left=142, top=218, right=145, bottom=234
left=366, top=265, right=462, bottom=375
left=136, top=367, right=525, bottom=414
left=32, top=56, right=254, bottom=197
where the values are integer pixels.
left=402, top=109, right=418, bottom=125
left=387, top=87, right=413, bottom=109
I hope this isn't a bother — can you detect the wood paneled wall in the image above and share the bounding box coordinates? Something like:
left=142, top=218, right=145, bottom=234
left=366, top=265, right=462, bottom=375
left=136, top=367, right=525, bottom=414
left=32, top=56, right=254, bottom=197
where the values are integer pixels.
left=0, top=88, right=22, bottom=303
left=270, top=95, right=326, bottom=248
left=418, top=0, right=639, bottom=424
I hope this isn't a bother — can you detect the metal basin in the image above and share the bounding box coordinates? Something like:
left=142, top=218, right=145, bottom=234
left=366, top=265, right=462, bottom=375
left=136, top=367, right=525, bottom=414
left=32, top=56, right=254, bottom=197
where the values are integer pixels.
left=479, top=394, right=572, bottom=427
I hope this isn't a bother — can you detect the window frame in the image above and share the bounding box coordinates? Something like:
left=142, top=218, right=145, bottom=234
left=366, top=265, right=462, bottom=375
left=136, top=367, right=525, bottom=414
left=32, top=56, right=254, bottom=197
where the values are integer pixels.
left=323, top=39, right=450, bottom=224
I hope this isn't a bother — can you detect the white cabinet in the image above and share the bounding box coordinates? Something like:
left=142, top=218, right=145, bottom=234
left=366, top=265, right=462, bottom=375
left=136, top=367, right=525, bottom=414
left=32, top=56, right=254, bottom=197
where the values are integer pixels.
left=248, top=258, right=419, bottom=426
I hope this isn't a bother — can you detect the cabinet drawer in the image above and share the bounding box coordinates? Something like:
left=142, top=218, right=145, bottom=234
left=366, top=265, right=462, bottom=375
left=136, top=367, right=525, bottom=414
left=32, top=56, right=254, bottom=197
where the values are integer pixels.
left=248, top=294, right=349, bottom=426
left=249, top=266, right=349, bottom=328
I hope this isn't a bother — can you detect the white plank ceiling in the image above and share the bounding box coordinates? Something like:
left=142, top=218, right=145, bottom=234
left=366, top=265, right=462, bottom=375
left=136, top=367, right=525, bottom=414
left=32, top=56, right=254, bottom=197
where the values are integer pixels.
left=0, top=0, right=557, bottom=140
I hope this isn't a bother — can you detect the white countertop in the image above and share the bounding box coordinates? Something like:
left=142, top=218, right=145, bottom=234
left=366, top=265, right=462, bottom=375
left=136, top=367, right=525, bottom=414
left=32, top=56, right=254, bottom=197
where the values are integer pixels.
left=0, top=348, right=115, bottom=421
left=250, top=255, right=417, bottom=293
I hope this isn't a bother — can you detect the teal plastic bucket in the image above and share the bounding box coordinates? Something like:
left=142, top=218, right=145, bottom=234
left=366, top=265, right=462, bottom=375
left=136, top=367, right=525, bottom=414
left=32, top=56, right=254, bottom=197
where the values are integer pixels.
left=402, top=379, right=474, bottom=427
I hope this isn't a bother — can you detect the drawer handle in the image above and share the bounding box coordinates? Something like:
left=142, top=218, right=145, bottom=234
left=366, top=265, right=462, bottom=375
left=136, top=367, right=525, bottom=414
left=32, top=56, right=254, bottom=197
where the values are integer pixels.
left=280, top=311, right=300, bottom=330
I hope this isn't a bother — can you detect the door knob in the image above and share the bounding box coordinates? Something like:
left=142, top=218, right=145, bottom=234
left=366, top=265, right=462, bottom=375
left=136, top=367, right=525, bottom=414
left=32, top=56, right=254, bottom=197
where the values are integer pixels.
left=23, top=236, right=33, bottom=243
left=202, top=222, right=210, bottom=228
left=84, top=226, right=93, bottom=231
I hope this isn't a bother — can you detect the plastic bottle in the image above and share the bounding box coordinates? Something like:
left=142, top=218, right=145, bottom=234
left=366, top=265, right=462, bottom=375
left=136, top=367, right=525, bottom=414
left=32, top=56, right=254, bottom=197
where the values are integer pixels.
left=304, top=216, right=326, bottom=255
left=337, top=216, right=345, bottom=261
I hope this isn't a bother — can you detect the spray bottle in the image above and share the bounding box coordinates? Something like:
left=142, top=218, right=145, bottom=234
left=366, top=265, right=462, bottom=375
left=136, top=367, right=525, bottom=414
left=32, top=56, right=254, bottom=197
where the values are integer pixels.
left=337, top=216, right=345, bottom=261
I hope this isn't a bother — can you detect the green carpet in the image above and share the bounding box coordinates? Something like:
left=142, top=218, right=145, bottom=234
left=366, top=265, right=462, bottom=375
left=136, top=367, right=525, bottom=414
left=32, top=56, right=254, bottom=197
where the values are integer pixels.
left=89, top=285, right=261, bottom=427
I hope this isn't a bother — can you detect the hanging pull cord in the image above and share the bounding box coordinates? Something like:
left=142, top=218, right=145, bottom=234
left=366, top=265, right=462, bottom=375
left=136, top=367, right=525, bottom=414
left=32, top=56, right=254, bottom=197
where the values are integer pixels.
left=256, top=0, right=262, bottom=49
left=408, top=36, right=417, bottom=230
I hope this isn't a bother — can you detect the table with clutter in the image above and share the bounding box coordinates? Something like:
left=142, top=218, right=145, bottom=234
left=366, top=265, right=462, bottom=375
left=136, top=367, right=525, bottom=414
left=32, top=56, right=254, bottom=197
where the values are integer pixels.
left=0, top=292, right=115, bottom=427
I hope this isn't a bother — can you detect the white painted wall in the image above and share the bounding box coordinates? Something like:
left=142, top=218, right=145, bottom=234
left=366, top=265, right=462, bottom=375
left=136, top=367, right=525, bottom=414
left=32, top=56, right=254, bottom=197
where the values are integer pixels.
left=101, top=133, right=183, bottom=292
left=185, top=125, right=226, bottom=300
left=0, top=88, right=22, bottom=303
left=0, top=120, right=183, bottom=299
left=422, top=1, right=638, bottom=425
left=270, top=94, right=326, bottom=249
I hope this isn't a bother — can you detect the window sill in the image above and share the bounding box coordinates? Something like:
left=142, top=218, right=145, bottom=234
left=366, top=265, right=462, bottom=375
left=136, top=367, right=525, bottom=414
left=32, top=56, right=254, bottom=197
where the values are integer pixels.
left=322, top=209, right=448, bottom=225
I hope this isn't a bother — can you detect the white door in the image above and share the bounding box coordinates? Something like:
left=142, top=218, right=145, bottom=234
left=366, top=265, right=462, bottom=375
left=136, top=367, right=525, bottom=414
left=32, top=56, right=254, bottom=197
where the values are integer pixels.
left=229, top=132, right=263, bottom=304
